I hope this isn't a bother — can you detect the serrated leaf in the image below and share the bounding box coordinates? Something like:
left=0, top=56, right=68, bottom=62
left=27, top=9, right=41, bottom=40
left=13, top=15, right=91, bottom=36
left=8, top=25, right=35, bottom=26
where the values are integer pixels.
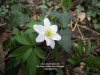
left=11, top=46, right=32, bottom=57
left=25, top=29, right=35, bottom=34
left=27, top=18, right=37, bottom=28
left=14, top=31, right=35, bottom=46
left=8, top=4, right=29, bottom=28
left=21, top=48, right=32, bottom=62
left=51, top=11, right=61, bottom=17
left=15, top=34, right=31, bottom=45
left=34, top=47, right=45, bottom=59
left=60, top=12, right=73, bottom=28
left=28, top=34, right=36, bottom=45
left=51, top=11, right=73, bottom=28
left=27, top=18, right=43, bottom=28
left=12, top=28, right=20, bottom=36
left=58, top=29, right=72, bottom=52
left=11, top=46, right=33, bottom=63
left=26, top=51, right=40, bottom=75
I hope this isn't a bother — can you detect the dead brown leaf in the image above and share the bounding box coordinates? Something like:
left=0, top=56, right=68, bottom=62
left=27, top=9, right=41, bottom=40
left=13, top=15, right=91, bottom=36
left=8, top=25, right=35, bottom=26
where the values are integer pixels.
left=77, top=12, right=86, bottom=21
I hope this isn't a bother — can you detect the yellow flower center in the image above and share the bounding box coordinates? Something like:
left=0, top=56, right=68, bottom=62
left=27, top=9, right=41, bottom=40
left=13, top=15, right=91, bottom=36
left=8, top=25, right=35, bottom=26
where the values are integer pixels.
left=45, top=29, right=55, bottom=38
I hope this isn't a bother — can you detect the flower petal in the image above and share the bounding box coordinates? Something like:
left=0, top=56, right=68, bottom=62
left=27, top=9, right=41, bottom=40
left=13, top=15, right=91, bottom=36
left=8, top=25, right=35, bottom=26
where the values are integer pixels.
left=36, top=34, right=45, bottom=42
left=45, top=37, right=51, bottom=46
left=50, top=40, right=55, bottom=49
left=51, top=25, right=58, bottom=32
left=44, top=18, right=51, bottom=28
left=33, top=25, right=44, bottom=34
left=52, top=33, right=61, bottom=41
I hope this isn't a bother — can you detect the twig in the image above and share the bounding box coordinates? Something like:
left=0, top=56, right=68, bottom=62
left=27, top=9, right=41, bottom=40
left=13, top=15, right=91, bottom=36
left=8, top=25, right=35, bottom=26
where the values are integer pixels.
left=77, top=24, right=100, bottom=36
left=73, top=19, right=86, bottom=45
left=76, top=24, right=86, bottom=45
left=72, top=24, right=77, bottom=31
left=73, top=36, right=100, bottom=40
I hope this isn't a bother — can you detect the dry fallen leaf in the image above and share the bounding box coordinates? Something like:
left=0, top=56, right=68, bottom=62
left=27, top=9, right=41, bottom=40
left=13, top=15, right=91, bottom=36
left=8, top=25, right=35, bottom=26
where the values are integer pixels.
left=27, top=0, right=34, bottom=4
left=0, top=27, right=11, bottom=44
left=77, top=12, right=86, bottom=21
left=80, top=62, right=86, bottom=70
left=72, top=67, right=87, bottom=75
left=32, top=14, right=40, bottom=20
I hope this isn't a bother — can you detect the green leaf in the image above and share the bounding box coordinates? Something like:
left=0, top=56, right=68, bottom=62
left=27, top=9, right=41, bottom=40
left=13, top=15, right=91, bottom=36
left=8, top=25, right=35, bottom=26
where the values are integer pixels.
left=58, top=29, right=72, bottom=52
left=21, top=48, right=32, bottom=62
left=34, top=47, right=45, bottom=59
left=0, top=6, right=8, bottom=16
left=14, top=33, right=31, bottom=45
left=28, top=33, right=36, bottom=45
left=86, top=56, right=100, bottom=69
left=68, top=58, right=77, bottom=64
left=27, top=18, right=37, bottom=28
left=62, top=0, right=73, bottom=8
left=85, top=40, right=95, bottom=55
left=76, top=40, right=84, bottom=57
left=25, top=29, right=35, bottom=34
left=51, top=11, right=61, bottom=18
left=6, top=0, right=17, bottom=3
left=54, top=44, right=62, bottom=62
left=96, top=2, right=100, bottom=7
left=87, top=10, right=96, bottom=17
left=87, top=40, right=92, bottom=51
left=27, top=17, right=43, bottom=28
left=8, top=4, right=29, bottom=28
left=60, top=12, right=73, bottom=28
left=68, top=53, right=81, bottom=65
left=76, top=5, right=84, bottom=12
left=51, top=11, right=73, bottom=28
left=94, top=23, right=100, bottom=29
left=11, top=46, right=32, bottom=57
left=26, top=51, right=40, bottom=75
left=77, top=40, right=84, bottom=51
left=38, top=5, right=48, bottom=9
left=14, top=31, right=35, bottom=46
left=12, top=28, right=20, bottom=36
left=93, top=19, right=97, bottom=24
left=11, top=46, right=33, bottom=63
left=93, top=20, right=100, bottom=29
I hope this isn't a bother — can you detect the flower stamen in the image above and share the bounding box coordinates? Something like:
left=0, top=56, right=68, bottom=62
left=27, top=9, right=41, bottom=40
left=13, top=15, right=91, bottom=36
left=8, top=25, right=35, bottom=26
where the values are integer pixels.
left=45, top=29, right=55, bottom=38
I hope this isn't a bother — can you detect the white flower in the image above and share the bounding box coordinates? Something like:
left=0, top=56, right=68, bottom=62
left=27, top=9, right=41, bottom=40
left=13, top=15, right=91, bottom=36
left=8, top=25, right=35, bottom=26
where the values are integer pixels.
left=33, top=18, right=61, bottom=49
